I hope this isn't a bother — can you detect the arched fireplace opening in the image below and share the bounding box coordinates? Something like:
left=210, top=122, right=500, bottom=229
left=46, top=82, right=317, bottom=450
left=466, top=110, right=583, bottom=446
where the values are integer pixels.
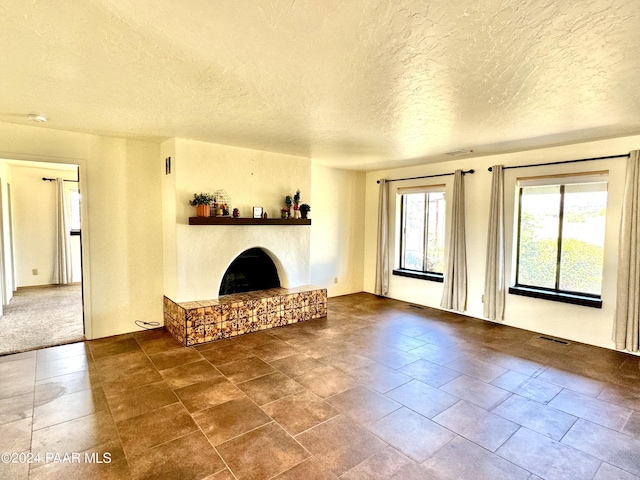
left=219, top=248, right=281, bottom=296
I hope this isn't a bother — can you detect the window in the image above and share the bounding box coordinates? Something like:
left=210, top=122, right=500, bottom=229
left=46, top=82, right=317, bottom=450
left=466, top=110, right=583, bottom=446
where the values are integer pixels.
left=394, top=187, right=446, bottom=282
left=69, top=188, right=81, bottom=235
left=511, top=173, right=608, bottom=307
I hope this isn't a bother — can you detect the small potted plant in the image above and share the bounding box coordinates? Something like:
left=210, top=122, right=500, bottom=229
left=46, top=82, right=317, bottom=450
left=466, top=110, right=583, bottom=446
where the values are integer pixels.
left=189, top=192, right=215, bottom=217
left=300, top=203, right=311, bottom=219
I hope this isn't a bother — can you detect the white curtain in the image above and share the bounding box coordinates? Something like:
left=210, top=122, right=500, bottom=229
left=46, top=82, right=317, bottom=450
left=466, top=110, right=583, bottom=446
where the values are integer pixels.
left=441, top=170, right=467, bottom=312
left=375, top=179, right=389, bottom=296
left=483, top=165, right=505, bottom=321
left=614, top=150, right=640, bottom=352
left=55, top=178, right=73, bottom=285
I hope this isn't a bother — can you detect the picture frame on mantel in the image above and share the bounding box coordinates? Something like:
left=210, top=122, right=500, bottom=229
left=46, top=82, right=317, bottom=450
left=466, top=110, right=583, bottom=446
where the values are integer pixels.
left=252, top=207, right=263, bottom=219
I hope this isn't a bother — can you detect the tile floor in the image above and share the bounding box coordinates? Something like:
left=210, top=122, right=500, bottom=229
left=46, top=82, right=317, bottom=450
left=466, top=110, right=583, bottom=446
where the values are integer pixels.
left=1, top=293, right=639, bottom=480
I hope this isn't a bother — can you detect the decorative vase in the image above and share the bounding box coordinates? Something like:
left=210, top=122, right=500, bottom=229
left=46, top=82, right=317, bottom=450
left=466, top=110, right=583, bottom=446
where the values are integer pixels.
left=301, top=211, right=308, bottom=219
left=196, top=204, right=210, bottom=217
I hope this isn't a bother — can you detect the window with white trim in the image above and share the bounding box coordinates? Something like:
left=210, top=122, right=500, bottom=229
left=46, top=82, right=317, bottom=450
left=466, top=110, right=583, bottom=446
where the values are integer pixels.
left=69, top=188, right=81, bottom=234
left=394, top=186, right=446, bottom=282
left=511, top=172, right=608, bottom=307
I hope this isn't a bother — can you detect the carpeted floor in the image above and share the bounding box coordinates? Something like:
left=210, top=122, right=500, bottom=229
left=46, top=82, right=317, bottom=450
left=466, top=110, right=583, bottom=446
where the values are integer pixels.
left=0, top=284, right=84, bottom=355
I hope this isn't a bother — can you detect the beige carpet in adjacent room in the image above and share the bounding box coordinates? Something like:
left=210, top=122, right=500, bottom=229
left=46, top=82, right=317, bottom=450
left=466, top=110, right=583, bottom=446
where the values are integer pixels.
left=0, top=284, right=84, bottom=356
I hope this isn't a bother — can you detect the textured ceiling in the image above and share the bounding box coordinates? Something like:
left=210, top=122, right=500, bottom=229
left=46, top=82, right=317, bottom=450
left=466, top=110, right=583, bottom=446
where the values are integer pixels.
left=1, top=0, right=639, bottom=170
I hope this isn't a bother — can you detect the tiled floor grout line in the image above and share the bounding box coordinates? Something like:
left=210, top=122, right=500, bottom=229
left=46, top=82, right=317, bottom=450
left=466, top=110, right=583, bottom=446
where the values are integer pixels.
left=27, top=359, right=37, bottom=480
left=207, top=433, right=239, bottom=480
left=256, top=345, right=410, bottom=478
left=88, top=341, right=133, bottom=478
left=99, top=335, right=151, bottom=475
left=185, top=347, right=318, bottom=479
left=556, top=415, right=580, bottom=445
left=122, top=336, right=229, bottom=478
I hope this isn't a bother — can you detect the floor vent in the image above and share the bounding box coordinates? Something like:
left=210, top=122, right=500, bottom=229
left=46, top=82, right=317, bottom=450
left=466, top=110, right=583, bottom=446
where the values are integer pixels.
left=539, top=335, right=570, bottom=345
left=409, top=304, right=425, bottom=309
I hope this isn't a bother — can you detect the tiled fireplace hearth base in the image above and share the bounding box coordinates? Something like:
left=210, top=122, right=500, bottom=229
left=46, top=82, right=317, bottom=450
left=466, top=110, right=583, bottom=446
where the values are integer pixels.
left=164, top=286, right=327, bottom=346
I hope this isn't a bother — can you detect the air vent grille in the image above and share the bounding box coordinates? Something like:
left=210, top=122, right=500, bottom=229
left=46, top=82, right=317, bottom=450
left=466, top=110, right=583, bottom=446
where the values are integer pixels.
left=445, top=149, right=474, bottom=156
left=539, top=335, right=570, bottom=345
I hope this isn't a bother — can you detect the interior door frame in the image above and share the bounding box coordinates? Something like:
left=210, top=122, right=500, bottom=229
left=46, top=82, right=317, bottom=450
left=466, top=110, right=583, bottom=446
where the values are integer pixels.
left=0, top=181, right=5, bottom=311
left=7, top=182, right=16, bottom=294
left=0, top=153, right=93, bottom=339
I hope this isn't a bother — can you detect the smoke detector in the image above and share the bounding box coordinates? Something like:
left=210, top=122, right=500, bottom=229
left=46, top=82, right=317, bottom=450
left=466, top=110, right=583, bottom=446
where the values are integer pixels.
left=28, top=114, right=47, bottom=123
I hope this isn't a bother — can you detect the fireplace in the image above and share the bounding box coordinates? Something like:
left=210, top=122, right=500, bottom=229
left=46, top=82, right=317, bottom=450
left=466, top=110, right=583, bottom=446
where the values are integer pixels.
left=164, top=225, right=310, bottom=302
left=219, top=248, right=280, bottom=296
left=163, top=246, right=326, bottom=347
left=164, top=285, right=328, bottom=346
left=161, top=141, right=319, bottom=346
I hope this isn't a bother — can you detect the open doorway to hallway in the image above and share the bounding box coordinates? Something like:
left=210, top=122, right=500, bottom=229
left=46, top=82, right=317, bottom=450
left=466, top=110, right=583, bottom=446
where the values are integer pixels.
left=0, top=159, right=84, bottom=355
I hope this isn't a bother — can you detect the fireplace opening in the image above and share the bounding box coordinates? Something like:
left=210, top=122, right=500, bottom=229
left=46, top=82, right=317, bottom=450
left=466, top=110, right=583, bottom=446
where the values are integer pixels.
left=219, top=248, right=281, bottom=296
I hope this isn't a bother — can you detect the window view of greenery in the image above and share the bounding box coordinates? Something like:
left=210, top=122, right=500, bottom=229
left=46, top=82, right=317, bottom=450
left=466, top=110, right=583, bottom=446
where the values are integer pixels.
left=401, top=192, right=445, bottom=273
left=517, top=181, right=607, bottom=295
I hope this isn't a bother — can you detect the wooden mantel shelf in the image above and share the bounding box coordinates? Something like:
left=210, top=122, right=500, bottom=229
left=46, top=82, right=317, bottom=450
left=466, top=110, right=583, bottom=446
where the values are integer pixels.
left=189, top=217, right=311, bottom=226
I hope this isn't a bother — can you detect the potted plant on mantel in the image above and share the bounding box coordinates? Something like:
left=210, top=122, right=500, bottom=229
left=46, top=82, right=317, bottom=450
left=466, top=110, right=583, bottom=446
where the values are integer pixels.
left=300, top=203, right=311, bottom=219
left=189, top=193, right=215, bottom=217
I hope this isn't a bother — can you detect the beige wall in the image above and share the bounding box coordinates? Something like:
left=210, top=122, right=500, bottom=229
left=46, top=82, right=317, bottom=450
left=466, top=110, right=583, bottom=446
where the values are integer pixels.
left=364, top=135, right=640, bottom=350
left=0, top=121, right=163, bottom=339
left=310, top=164, right=365, bottom=297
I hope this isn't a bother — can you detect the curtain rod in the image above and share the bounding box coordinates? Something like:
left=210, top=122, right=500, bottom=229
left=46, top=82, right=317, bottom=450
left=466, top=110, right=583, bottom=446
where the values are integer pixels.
left=377, top=169, right=475, bottom=184
left=42, top=177, right=79, bottom=183
left=487, top=154, right=629, bottom=172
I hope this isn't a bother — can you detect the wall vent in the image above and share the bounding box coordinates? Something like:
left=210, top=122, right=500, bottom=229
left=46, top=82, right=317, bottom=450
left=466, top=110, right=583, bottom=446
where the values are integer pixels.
left=445, top=149, right=474, bottom=156
left=539, top=335, right=570, bottom=345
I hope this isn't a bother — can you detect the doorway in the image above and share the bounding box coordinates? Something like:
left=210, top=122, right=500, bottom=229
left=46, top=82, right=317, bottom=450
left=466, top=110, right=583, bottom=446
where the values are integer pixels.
left=0, top=159, right=85, bottom=355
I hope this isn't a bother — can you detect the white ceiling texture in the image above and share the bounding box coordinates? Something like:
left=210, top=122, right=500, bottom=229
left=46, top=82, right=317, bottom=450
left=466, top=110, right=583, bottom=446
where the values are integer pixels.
left=1, top=0, right=639, bottom=170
